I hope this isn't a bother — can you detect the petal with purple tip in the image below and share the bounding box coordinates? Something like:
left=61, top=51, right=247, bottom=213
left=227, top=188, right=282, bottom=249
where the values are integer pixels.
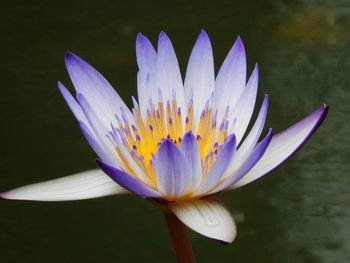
left=136, top=33, right=158, bottom=115
left=184, top=30, right=215, bottom=123
left=58, top=81, right=90, bottom=127
left=214, top=36, right=246, bottom=113
left=97, top=160, right=161, bottom=198
left=231, top=105, right=329, bottom=189
left=65, top=52, right=133, bottom=128
left=154, top=139, right=191, bottom=197
left=156, top=32, right=186, bottom=110
left=1, top=169, right=128, bottom=201
left=169, top=199, right=236, bottom=243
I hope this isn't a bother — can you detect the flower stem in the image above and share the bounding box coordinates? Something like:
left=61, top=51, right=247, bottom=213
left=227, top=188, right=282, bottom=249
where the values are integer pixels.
left=164, top=212, right=197, bottom=263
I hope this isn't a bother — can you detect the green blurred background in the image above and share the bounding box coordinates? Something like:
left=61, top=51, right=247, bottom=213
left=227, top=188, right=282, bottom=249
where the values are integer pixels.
left=1, top=0, right=349, bottom=262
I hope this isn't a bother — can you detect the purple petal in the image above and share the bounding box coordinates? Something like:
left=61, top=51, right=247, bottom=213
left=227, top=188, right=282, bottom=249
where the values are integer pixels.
left=154, top=139, right=191, bottom=197
left=97, top=159, right=161, bottom=198
left=65, top=52, right=132, bottom=126
left=184, top=30, right=215, bottom=121
left=195, top=135, right=236, bottom=195
left=211, top=128, right=273, bottom=193
left=231, top=105, right=329, bottom=189
left=180, top=131, right=202, bottom=190
left=214, top=36, right=246, bottom=112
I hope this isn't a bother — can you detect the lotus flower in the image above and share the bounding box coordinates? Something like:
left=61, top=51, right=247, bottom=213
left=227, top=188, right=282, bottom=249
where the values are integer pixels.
left=1, top=30, right=328, bottom=244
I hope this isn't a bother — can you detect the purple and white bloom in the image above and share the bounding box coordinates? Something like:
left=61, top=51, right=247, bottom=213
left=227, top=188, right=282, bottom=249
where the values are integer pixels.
left=1, top=30, right=328, bottom=243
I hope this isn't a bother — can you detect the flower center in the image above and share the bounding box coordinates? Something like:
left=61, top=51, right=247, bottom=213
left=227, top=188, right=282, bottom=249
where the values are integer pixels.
left=108, top=90, right=231, bottom=187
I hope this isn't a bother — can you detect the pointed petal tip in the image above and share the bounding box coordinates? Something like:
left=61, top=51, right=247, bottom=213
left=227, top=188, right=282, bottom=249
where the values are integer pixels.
left=159, top=31, right=168, bottom=40
left=64, top=52, right=86, bottom=69
left=136, top=32, right=148, bottom=44
left=64, top=52, right=77, bottom=62
left=57, top=81, right=65, bottom=90
left=235, top=35, right=244, bottom=47
left=199, top=29, right=209, bottom=38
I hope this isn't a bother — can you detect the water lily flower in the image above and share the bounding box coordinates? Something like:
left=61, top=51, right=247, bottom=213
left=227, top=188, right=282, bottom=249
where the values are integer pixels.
left=1, top=30, right=328, bottom=246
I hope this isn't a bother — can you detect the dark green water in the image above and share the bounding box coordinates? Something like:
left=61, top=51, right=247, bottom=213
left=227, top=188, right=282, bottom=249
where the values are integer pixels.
left=1, top=0, right=349, bottom=262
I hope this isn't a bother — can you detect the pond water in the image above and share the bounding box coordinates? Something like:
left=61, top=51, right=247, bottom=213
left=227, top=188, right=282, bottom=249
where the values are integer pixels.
left=1, top=0, right=349, bottom=262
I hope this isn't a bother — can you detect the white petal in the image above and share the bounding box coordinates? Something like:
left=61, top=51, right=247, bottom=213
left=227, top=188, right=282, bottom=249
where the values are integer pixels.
left=1, top=169, right=128, bottom=201
left=169, top=199, right=236, bottom=243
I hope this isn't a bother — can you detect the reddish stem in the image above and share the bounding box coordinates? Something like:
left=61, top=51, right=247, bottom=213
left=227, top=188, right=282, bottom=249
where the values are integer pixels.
left=164, top=212, right=196, bottom=263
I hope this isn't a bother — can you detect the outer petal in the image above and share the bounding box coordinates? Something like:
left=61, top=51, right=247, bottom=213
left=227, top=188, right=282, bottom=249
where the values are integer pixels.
left=65, top=52, right=133, bottom=128
left=184, top=30, right=215, bottom=125
left=169, top=199, right=236, bottom=243
left=155, top=139, right=191, bottom=197
left=97, top=159, right=161, bottom=198
left=179, top=131, right=202, bottom=191
left=214, top=36, right=246, bottom=114
left=231, top=105, right=329, bottom=189
left=195, top=135, right=236, bottom=195
left=1, top=169, right=128, bottom=201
